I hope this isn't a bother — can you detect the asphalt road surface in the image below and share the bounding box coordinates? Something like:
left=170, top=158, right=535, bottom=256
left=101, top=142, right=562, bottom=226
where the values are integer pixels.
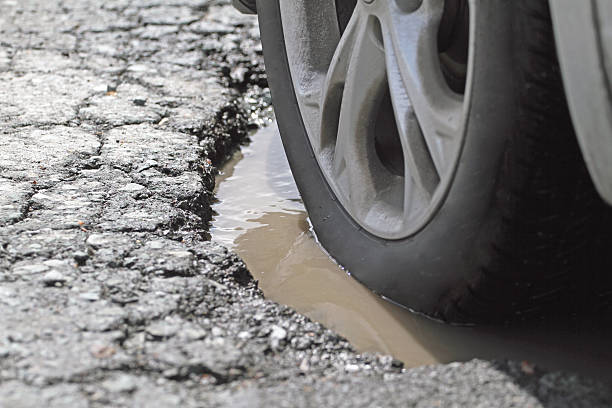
left=0, top=0, right=611, bottom=406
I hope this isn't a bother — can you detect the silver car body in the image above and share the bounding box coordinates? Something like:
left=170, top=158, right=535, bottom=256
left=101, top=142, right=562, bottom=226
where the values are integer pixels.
left=551, top=0, right=612, bottom=204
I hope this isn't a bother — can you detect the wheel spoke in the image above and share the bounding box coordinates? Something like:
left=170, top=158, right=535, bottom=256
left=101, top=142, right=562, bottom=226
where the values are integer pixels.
left=380, top=0, right=465, bottom=176
left=387, top=49, right=440, bottom=211
left=279, top=1, right=342, bottom=152
left=319, top=7, right=388, bottom=216
left=317, top=8, right=359, bottom=154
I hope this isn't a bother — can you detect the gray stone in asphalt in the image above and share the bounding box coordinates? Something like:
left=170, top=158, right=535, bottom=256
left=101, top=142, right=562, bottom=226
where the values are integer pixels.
left=40, top=270, right=68, bottom=287
left=101, top=374, right=139, bottom=394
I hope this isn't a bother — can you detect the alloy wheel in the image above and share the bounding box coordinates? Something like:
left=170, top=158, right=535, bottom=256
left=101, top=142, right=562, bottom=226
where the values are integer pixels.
left=280, top=0, right=474, bottom=239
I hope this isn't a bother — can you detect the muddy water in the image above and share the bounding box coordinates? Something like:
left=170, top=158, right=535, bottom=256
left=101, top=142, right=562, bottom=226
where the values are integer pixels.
left=211, top=123, right=612, bottom=380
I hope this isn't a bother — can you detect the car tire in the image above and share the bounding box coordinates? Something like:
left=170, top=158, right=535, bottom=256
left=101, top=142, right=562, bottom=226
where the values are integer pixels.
left=257, top=0, right=612, bottom=323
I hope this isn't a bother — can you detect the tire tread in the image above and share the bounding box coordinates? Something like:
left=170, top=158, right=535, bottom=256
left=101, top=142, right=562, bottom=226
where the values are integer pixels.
left=443, top=0, right=612, bottom=322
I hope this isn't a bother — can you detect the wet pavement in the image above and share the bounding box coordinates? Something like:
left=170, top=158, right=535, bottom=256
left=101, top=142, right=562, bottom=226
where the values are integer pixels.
left=0, top=0, right=611, bottom=406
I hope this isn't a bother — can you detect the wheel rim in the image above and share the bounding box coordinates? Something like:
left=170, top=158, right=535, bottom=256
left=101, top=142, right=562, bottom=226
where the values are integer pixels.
left=280, top=0, right=474, bottom=239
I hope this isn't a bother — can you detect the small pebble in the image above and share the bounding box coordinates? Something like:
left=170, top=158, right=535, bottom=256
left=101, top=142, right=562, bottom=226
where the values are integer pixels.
left=41, top=270, right=67, bottom=286
left=86, top=234, right=110, bottom=249
left=269, top=325, right=287, bottom=349
left=270, top=325, right=287, bottom=340
left=79, top=292, right=100, bottom=301
left=73, top=251, right=89, bottom=265
left=102, top=374, right=138, bottom=393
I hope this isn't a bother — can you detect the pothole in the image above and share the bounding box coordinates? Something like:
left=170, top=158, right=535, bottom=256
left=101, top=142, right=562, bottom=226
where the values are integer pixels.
left=211, top=122, right=612, bottom=378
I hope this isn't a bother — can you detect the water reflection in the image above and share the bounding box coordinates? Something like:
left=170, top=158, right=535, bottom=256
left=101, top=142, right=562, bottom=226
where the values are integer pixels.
left=211, top=123, right=612, bottom=381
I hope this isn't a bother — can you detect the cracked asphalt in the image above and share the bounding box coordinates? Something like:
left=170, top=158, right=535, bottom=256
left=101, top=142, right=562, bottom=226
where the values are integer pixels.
left=0, top=0, right=611, bottom=406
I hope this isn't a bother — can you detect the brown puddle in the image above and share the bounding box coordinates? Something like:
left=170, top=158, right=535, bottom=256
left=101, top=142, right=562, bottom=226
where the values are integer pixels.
left=211, top=123, right=612, bottom=380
